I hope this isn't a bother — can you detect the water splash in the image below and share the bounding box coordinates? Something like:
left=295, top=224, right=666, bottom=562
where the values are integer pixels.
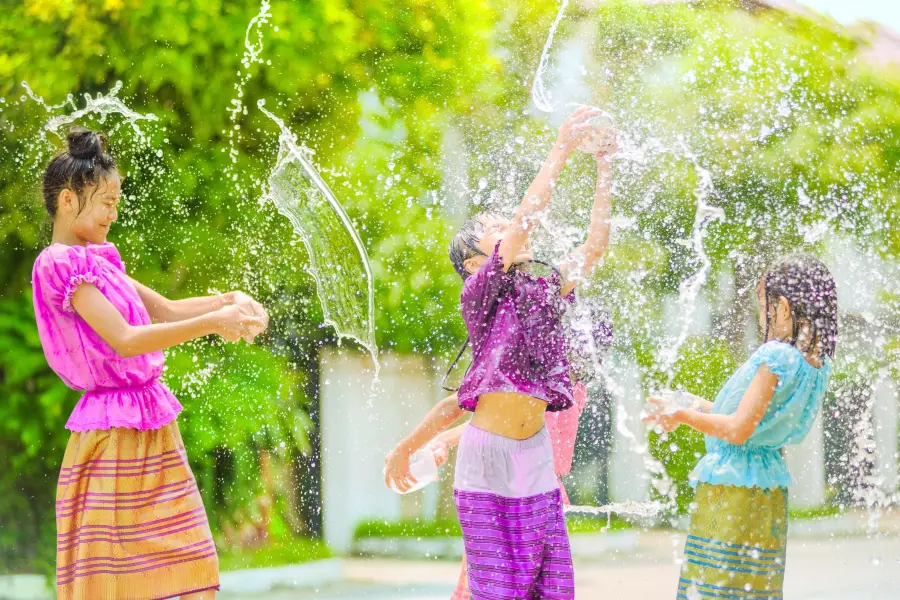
left=565, top=500, right=662, bottom=518
left=531, top=0, right=570, bottom=113
left=257, top=99, right=378, bottom=366
left=32, top=81, right=158, bottom=140
left=226, top=1, right=272, bottom=169
left=20, top=82, right=76, bottom=114
left=567, top=291, right=677, bottom=515
left=656, top=141, right=725, bottom=387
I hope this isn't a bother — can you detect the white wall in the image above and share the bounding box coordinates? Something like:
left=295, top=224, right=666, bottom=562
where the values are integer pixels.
left=607, top=351, right=651, bottom=502
left=872, top=376, right=899, bottom=499
left=320, top=349, right=438, bottom=553
left=785, top=411, right=826, bottom=508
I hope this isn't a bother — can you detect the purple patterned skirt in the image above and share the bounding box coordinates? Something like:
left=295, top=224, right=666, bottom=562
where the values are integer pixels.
left=454, top=425, right=574, bottom=600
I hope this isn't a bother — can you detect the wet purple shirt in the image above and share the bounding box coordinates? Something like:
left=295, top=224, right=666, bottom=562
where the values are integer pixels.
left=457, top=243, right=574, bottom=413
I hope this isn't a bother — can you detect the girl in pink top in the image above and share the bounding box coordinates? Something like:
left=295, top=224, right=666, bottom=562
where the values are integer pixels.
left=33, top=127, right=267, bottom=600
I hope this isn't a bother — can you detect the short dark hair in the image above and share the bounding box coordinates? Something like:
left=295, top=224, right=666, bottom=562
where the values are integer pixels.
left=42, top=126, right=117, bottom=217
left=762, top=253, right=838, bottom=359
left=448, top=212, right=499, bottom=280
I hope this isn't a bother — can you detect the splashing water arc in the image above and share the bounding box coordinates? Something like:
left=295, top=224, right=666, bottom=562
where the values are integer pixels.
left=258, top=100, right=378, bottom=365
left=35, top=81, right=158, bottom=139
left=657, top=143, right=726, bottom=387
left=531, top=0, right=570, bottom=113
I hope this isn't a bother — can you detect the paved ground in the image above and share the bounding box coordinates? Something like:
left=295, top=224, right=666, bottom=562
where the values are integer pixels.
left=222, top=532, right=900, bottom=599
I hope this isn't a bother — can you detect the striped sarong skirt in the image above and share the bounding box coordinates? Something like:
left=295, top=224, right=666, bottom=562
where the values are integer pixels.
left=451, top=482, right=572, bottom=600
left=453, top=425, right=574, bottom=600
left=678, top=483, right=787, bottom=600
left=56, top=422, right=219, bottom=600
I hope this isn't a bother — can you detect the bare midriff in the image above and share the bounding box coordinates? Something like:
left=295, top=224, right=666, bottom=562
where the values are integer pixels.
left=470, top=391, right=548, bottom=440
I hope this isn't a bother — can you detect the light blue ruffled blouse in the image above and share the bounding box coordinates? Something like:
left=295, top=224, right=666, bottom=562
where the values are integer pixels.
left=690, top=340, right=833, bottom=490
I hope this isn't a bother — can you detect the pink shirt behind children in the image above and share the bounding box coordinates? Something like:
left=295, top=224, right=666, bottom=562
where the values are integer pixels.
left=546, top=382, right=587, bottom=478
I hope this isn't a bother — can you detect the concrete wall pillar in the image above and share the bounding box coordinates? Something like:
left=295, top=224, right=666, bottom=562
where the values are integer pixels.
left=607, top=351, right=650, bottom=502
left=785, top=410, right=826, bottom=508
left=872, top=376, right=899, bottom=498
left=320, top=349, right=436, bottom=553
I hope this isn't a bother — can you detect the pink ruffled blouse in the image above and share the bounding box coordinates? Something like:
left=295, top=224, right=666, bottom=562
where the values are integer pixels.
left=31, top=243, right=182, bottom=432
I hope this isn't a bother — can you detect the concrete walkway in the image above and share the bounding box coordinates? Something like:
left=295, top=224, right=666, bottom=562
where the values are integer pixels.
left=221, top=533, right=900, bottom=599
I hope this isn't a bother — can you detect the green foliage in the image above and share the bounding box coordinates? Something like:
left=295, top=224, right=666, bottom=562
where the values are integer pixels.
left=0, top=293, right=78, bottom=574
left=352, top=514, right=631, bottom=539
left=353, top=518, right=463, bottom=539
left=164, top=340, right=312, bottom=531
left=564, top=514, right=631, bottom=534
left=0, top=0, right=504, bottom=356
left=217, top=536, right=332, bottom=571
left=788, top=504, right=840, bottom=520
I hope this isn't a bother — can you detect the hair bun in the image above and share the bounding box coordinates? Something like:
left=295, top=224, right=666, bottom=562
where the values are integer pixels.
left=66, top=126, right=105, bottom=160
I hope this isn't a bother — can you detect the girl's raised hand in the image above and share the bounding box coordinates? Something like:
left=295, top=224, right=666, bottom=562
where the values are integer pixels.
left=214, top=304, right=265, bottom=343
left=555, top=106, right=606, bottom=154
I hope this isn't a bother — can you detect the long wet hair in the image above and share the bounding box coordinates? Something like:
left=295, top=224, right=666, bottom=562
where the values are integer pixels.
left=449, top=211, right=500, bottom=280
left=43, top=126, right=117, bottom=217
left=761, top=253, right=838, bottom=359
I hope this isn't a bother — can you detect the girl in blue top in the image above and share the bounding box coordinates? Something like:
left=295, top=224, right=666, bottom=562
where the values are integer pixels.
left=643, top=253, right=838, bottom=600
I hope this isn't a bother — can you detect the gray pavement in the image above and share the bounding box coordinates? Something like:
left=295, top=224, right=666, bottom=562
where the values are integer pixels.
left=222, top=533, right=900, bottom=599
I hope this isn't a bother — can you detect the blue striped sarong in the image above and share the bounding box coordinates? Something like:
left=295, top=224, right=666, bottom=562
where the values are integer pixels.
left=677, top=483, right=787, bottom=599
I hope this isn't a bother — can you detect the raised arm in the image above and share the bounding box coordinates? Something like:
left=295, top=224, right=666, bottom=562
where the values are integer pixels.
left=561, top=151, right=614, bottom=296
left=71, top=284, right=264, bottom=358
left=647, top=367, right=778, bottom=445
left=384, top=393, right=466, bottom=492
left=497, top=107, right=603, bottom=269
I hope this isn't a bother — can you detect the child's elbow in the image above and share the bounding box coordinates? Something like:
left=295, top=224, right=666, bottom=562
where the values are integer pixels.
left=112, top=344, right=139, bottom=359
left=732, top=434, right=752, bottom=446
left=729, top=425, right=754, bottom=446
left=440, top=396, right=465, bottom=418
left=109, top=330, right=141, bottom=358
left=585, top=247, right=607, bottom=264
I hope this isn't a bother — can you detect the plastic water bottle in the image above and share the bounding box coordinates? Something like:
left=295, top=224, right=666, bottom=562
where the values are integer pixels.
left=578, top=111, right=616, bottom=154
left=386, top=449, right=439, bottom=495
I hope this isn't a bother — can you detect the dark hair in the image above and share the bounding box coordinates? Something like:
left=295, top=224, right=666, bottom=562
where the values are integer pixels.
left=42, top=126, right=117, bottom=217
left=761, top=253, right=838, bottom=359
left=449, top=211, right=499, bottom=280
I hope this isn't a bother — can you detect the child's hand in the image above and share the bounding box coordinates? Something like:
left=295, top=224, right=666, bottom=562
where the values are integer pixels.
left=214, top=305, right=265, bottom=343
left=427, top=439, right=451, bottom=467
left=384, top=447, right=417, bottom=493
left=641, top=397, right=680, bottom=433
left=229, top=291, right=269, bottom=342
left=555, top=106, right=605, bottom=154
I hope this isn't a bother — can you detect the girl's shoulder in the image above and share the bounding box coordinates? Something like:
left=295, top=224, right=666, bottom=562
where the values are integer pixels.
left=748, top=340, right=829, bottom=384
left=34, top=242, right=123, bottom=273
left=32, top=243, right=124, bottom=313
